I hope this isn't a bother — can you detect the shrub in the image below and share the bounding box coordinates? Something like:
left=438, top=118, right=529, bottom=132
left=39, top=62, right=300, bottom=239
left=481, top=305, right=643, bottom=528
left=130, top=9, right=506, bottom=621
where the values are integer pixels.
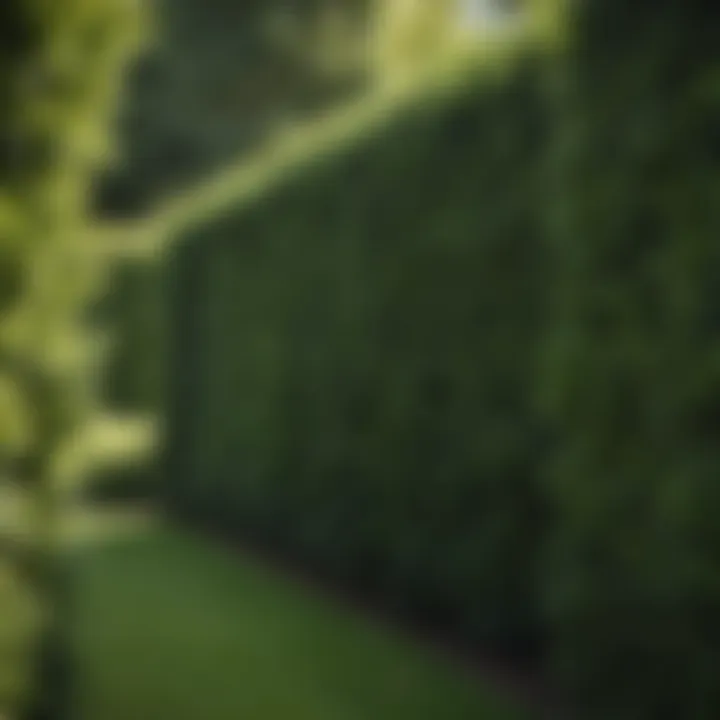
left=540, top=1, right=720, bottom=717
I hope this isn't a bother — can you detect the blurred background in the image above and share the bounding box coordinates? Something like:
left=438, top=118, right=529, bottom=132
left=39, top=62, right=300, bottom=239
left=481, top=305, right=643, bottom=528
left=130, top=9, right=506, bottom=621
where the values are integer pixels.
left=1, top=1, right=719, bottom=720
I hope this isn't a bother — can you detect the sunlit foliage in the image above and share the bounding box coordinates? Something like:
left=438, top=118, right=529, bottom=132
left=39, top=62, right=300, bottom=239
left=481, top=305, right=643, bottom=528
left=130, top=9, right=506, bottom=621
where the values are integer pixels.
left=0, top=1, right=146, bottom=717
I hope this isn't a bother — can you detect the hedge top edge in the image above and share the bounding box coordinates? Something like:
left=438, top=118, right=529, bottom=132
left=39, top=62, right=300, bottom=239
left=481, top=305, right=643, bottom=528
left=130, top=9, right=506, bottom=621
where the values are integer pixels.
left=107, top=0, right=572, bottom=263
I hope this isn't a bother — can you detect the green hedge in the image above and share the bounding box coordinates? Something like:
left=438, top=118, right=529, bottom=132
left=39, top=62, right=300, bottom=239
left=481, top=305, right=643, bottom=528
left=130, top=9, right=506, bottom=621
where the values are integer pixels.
left=100, top=260, right=167, bottom=413
left=159, top=54, right=553, bottom=661
left=112, top=1, right=720, bottom=716
left=539, top=1, right=720, bottom=717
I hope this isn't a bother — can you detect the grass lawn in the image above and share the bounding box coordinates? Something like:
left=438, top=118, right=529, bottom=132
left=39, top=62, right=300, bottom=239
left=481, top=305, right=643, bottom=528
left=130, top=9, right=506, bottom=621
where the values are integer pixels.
left=71, top=524, right=533, bottom=720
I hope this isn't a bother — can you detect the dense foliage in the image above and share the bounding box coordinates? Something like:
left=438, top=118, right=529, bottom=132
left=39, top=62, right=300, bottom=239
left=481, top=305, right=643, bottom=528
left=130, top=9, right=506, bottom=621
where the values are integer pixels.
left=94, top=0, right=373, bottom=218
left=0, top=1, right=143, bottom=717
left=540, top=1, right=720, bottom=717
left=162, top=56, right=551, bottom=664
left=112, top=0, right=720, bottom=717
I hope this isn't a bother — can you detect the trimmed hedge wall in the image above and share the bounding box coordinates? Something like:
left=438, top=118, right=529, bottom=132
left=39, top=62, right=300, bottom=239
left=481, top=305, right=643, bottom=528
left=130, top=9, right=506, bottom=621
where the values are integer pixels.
left=163, top=55, right=554, bottom=663
left=539, top=1, right=720, bottom=717
left=112, top=1, right=720, bottom=716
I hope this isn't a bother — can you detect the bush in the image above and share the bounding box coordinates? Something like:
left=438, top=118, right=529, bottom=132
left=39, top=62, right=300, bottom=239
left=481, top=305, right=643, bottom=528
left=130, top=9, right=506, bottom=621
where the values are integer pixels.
left=540, top=1, right=720, bottom=717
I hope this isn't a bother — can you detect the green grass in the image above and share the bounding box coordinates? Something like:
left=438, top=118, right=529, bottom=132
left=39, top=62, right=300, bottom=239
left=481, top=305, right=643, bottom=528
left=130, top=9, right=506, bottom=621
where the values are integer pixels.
left=72, top=525, right=532, bottom=720
left=0, top=488, right=156, bottom=717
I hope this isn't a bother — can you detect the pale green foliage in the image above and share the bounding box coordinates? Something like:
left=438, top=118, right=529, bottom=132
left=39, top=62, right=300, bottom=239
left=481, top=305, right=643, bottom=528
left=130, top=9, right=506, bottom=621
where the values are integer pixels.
left=370, top=0, right=567, bottom=86
left=0, top=0, right=148, bottom=715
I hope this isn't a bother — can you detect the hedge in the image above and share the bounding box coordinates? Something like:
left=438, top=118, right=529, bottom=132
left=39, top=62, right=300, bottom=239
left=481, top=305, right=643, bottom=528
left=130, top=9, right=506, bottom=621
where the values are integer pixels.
left=539, top=1, right=720, bottom=717
left=110, top=1, right=720, bottom=716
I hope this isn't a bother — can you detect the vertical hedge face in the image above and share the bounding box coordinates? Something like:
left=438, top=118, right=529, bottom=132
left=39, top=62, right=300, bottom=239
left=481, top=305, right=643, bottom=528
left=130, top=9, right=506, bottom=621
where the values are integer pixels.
left=163, top=55, right=553, bottom=657
left=541, top=1, right=720, bottom=717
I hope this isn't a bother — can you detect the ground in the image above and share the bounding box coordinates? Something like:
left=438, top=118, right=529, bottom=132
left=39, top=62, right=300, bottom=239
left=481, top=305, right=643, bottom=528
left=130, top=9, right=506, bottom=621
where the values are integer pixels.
left=71, top=518, right=533, bottom=720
